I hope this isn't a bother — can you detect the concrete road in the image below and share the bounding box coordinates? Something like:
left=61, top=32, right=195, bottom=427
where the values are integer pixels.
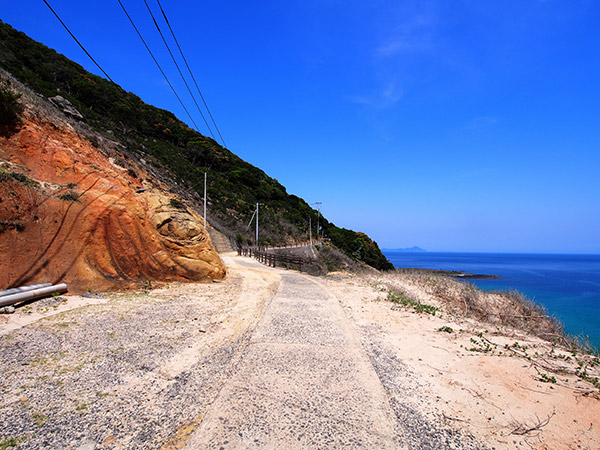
left=186, top=258, right=405, bottom=449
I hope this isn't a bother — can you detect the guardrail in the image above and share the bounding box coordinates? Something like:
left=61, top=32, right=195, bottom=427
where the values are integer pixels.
left=238, top=247, right=307, bottom=272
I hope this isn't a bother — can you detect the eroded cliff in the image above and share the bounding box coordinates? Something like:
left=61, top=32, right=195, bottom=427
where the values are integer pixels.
left=0, top=76, right=225, bottom=293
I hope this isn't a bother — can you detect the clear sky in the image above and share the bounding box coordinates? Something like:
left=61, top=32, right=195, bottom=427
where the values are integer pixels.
left=2, top=1, right=599, bottom=253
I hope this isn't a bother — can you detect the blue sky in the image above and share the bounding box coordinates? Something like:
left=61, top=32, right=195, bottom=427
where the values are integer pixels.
left=2, top=1, right=599, bottom=253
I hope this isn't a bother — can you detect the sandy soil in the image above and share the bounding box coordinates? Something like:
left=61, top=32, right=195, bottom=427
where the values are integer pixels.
left=1, top=254, right=598, bottom=449
left=321, top=272, right=600, bottom=450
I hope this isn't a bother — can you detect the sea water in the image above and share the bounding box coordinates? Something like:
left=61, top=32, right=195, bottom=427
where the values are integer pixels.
left=383, top=252, right=600, bottom=349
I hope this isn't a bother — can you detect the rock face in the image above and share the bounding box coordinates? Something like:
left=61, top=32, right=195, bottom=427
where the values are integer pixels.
left=0, top=100, right=225, bottom=293
left=49, top=95, right=83, bottom=120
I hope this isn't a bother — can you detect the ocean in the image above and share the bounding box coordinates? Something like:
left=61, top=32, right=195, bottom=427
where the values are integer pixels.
left=383, top=251, right=600, bottom=349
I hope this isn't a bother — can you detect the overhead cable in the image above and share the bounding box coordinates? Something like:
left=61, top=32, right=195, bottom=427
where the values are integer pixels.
left=42, top=0, right=117, bottom=86
left=116, top=0, right=202, bottom=133
left=156, top=0, right=227, bottom=148
left=142, top=0, right=215, bottom=140
left=42, top=0, right=142, bottom=113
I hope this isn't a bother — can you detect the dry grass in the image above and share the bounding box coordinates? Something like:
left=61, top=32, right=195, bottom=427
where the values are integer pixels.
left=374, top=271, right=574, bottom=347
left=361, top=270, right=600, bottom=391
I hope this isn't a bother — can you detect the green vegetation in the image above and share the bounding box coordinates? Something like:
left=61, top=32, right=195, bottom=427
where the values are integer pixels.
left=438, top=325, right=454, bottom=333
left=539, top=373, right=557, bottom=384
left=0, top=219, right=26, bottom=233
left=0, top=436, right=26, bottom=450
left=0, top=84, right=22, bottom=136
left=0, top=20, right=393, bottom=271
left=57, top=190, right=81, bottom=203
left=0, top=167, right=39, bottom=188
left=469, top=334, right=498, bottom=353
left=387, top=289, right=438, bottom=315
left=32, top=412, right=48, bottom=427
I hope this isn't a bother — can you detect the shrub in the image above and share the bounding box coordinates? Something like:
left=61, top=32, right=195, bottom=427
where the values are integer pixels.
left=0, top=85, right=23, bottom=136
left=57, top=190, right=81, bottom=203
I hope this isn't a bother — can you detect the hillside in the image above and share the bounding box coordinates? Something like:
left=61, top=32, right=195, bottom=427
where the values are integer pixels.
left=0, top=20, right=393, bottom=272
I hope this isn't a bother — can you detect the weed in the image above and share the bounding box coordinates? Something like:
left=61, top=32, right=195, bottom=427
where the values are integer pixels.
left=29, top=356, right=48, bottom=366
left=32, top=412, right=47, bottom=426
left=57, top=190, right=80, bottom=203
left=414, top=302, right=438, bottom=314
left=75, top=402, right=88, bottom=412
left=469, top=334, right=498, bottom=353
left=0, top=219, right=26, bottom=233
left=55, top=321, right=78, bottom=328
left=0, top=85, right=23, bottom=137
left=387, top=290, right=438, bottom=315
left=0, top=168, right=39, bottom=188
left=0, top=436, right=27, bottom=450
left=438, top=326, right=454, bottom=333
left=539, top=373, right=557, bottom=384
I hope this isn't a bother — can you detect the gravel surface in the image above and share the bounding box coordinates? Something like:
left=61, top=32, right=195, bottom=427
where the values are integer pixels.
left=0, top=268, right=277, bottom=449
left=1, top=256, right=489, bottom=449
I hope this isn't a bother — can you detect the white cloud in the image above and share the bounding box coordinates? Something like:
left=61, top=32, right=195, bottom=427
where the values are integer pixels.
left=375, top=9, right=436, bottom=58
left=346, top=79, right=405, bottom=108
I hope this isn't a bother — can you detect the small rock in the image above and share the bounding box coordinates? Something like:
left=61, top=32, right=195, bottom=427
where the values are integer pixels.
left=199, top=328, right=206, bottom=333
left=0, top=306, right=15, bottom=314
left=75, top=441, right=97, bottom=450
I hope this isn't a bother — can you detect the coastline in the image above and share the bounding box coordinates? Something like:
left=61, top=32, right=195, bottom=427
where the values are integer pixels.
left=395, top=267, right=501, bottom=280
left=384, top=251, right=600, bottom=350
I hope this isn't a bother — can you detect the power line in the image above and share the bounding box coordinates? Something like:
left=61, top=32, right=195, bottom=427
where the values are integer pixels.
left=42, top=0, right=117, bottom=86
left=156, top=0, right=227, bottom=148
left=44, top=0, right=226, bottom=146
left=42, top=0, right=141, bottom=113
left=142, top=0, right=216, bottom=141
left=116, top=0, right=202, bottom=133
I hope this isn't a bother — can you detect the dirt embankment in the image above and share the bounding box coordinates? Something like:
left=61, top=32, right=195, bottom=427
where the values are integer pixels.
left=0, top=76, right=225, bottom=293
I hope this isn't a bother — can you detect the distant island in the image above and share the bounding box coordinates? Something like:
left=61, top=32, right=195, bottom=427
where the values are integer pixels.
left=383, top=246, right=426, bottom=253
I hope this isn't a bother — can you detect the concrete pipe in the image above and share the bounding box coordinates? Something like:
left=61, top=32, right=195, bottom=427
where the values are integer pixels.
left=0, top=284, right=68, bottom=308
left=0, top=282, right=53, bottom=298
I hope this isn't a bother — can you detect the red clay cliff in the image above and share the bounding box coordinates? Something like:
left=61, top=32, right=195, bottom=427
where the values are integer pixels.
left=0, top=85, right=225, bottom=293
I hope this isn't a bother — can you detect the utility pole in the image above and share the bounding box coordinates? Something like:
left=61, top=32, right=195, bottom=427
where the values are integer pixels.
left=255, top=202, right=264, bottom=246
left=309, top=217, right=312, bottom=247
left=311, top=202, right=322, bottom=240
left=203, top=172, right=207, bottom=229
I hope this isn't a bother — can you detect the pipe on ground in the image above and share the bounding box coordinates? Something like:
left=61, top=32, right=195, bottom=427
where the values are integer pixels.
left=0, top=284, right=68, bottom=308
left=0, top=282, right=53, bottom=298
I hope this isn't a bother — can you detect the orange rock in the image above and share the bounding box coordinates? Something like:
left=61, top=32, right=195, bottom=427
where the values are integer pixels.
left=0, top=116, right=225, bottom=293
